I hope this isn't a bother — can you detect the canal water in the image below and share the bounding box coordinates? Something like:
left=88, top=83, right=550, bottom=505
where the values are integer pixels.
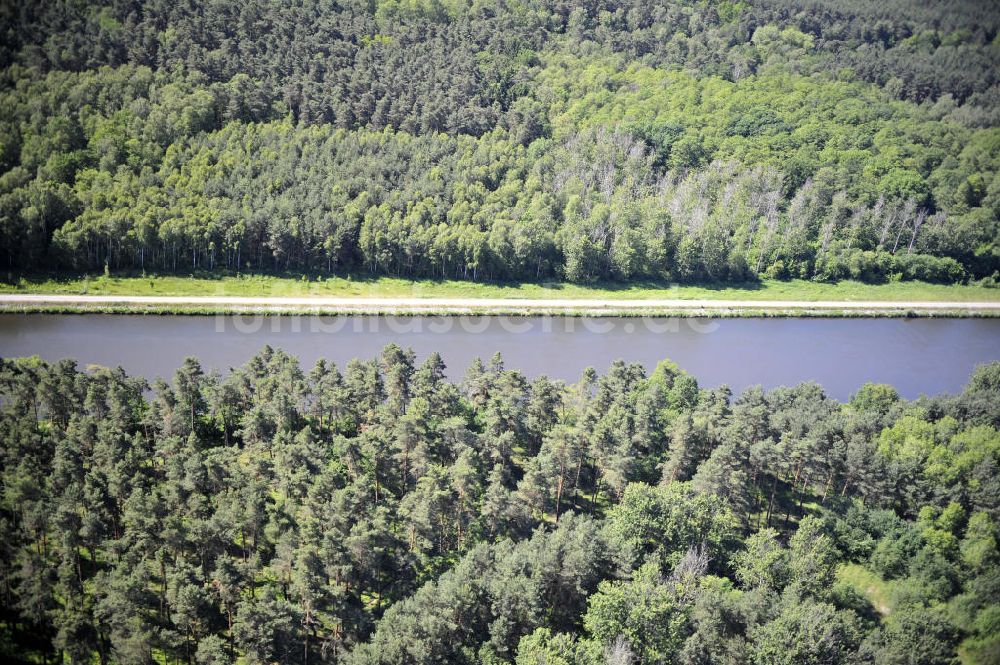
left=1, top=314, right=998, bottom=400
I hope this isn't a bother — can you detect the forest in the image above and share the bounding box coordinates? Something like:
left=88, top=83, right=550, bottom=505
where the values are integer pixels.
left=0, top=0, right=999, bottom=284
left=1, top=347, right=999, bottom=664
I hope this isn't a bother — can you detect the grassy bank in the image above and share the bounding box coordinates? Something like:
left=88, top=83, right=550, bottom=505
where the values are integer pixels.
left=2, top=272, right=999, bottom=302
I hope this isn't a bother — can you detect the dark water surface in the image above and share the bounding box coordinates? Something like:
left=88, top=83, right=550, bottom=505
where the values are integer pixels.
left=1, top=314, right=998, bottom=400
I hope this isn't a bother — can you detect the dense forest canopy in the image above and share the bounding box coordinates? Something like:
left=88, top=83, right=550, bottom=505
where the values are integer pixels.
left=1, top=347, right=999, bottom=663
left=0, top=0, right=998, bottom=284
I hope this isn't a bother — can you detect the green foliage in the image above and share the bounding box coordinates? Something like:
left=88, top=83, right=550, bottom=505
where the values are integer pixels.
left=861, top=606, right=959, bottom=665
left=583, top=561, right=690, bottom=663
left=734, top=528, right=789, bottom=592
left=605, top=482, right=739, bottom=571
left=514, top=628, right=601, bottom=665
left=788, top=516, right=840, bottom=598
left=0, top=0, right=995, bottom=284
left=748, top=599, right=863, bottom=665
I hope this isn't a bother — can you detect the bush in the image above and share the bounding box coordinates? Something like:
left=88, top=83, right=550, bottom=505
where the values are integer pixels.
left=815, top=248, right=966, bottom=284
left=891, top=253, right=966, bottom=283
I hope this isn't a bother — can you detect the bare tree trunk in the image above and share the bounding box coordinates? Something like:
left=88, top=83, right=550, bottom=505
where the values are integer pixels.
left=907, top=209, right=927, bottom=254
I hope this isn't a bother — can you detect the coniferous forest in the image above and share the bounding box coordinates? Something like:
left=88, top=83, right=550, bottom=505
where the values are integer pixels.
left=1, top=348, right=999, bottom=664
left=0, top=0, right=999, bottom=284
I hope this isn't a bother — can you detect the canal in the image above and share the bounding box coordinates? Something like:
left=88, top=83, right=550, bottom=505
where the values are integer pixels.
left=1, top=314, right=998, bottom=400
